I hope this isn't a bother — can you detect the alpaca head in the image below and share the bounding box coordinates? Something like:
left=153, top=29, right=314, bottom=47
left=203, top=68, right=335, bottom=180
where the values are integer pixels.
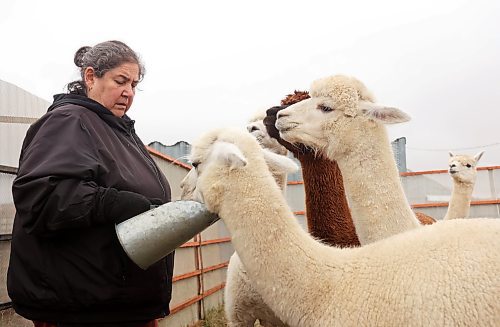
left=447, top=151, right=484, bottom=184
left=180, top=128, right=298, bottom=211
left=275, top=75, right=411, bottom=159
left=247, top=111, right=288, bottom=156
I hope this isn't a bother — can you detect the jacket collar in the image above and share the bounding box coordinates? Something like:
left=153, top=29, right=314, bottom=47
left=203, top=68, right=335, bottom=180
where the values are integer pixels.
left=49, top=93, right=135, bottom=134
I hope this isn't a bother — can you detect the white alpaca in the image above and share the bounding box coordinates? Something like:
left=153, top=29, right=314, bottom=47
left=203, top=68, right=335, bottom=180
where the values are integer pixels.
left=443, top=151, right=484, bottom=220
left=182, top=127, right=500, bottom=326
left=247, top=111, right=290, bottom=191
left=274, top=75, right=421, bottom=245
left=221, top=114, right=292, bottom=327
left=224, top=254, right=286, bottom=327
left=180, top=131, right=296, bottom=327
left=247, top=111, right=288, bottom=157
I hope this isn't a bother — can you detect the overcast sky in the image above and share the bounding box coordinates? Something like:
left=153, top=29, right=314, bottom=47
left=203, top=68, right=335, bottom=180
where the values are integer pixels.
left=1, top=0, right=499, bottom=171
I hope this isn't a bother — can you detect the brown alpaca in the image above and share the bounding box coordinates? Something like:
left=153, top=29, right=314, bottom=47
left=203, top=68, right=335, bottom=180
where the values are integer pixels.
left=295, top=148, right=360, bottom=246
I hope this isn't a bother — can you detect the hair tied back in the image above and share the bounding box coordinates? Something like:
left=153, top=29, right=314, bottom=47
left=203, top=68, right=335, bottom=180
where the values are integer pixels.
left=74, top=46, right=91, bottom=68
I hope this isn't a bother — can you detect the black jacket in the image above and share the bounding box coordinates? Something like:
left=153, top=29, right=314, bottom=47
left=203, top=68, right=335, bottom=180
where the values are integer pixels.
left=7, top=94, right=174, bottom=324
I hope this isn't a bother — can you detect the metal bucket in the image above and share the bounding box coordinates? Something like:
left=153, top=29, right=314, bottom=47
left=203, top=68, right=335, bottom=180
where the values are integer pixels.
left=115, top=200, right=219, bottom=270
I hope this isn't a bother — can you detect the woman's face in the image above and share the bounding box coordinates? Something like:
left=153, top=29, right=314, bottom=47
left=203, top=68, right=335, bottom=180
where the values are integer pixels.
left=85, top=62, right=139, bottom=117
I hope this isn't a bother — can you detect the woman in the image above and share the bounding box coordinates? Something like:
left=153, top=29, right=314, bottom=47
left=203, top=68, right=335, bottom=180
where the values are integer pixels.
left=7, top=40, right=174, bottom=327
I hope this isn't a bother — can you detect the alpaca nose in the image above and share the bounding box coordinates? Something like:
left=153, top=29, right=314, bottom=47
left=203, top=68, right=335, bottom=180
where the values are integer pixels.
left=247, top=125, right=259, bottom=133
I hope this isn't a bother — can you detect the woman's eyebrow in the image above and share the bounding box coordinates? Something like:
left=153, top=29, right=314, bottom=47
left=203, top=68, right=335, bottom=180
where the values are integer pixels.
left=116, top=74, right=130, bottom=81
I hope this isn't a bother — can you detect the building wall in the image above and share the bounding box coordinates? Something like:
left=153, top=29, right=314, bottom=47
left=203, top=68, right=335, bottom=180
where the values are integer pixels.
left=149, top=141, right=191, bottom=165
left=0, top=79, right=49, bottom=168
left=149, top=148, right=192, bottom=201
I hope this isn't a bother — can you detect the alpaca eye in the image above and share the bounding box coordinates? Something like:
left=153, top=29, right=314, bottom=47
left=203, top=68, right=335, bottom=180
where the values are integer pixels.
left=191, top=162, right=200, bottom=169
left=466, top=164, right=472, bottom=168
left=317, top=104, right=334, bottom=112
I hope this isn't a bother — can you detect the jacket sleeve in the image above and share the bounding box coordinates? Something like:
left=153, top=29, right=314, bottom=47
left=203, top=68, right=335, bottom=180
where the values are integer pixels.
left=12, top=110, right=149, bottom=236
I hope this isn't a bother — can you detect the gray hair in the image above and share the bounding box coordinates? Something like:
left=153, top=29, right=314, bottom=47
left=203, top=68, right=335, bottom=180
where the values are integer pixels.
left=67, top=40, right=145, bottom=95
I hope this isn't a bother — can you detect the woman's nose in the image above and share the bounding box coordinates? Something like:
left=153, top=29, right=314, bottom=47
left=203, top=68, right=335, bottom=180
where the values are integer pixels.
left=123, top=85, right=134, bottom=97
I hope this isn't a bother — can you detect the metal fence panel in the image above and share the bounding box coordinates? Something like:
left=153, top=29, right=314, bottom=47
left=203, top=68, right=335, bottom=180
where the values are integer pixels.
left=0, top=173, right=15, bottom=236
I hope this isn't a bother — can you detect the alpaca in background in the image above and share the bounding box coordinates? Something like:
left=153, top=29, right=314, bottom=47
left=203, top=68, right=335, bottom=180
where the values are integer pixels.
left=444, top=151, right=484, bottom=220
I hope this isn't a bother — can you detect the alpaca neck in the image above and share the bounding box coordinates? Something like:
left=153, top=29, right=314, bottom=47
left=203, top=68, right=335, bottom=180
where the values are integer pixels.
left=219, top=167, right=341, bottom=324
left=221, top=172, right=328, bottom=263
left=298, top=154, right=360, bottom=247
left=444, top=180, right=474, bottom=220
left=333, top=127, right=420, bottom=245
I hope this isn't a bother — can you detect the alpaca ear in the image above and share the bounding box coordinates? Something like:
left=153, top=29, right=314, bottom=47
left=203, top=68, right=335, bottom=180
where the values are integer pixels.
left=474, top=151, right=484, bottom=163
left=359, top=101, right=411, bottom=124
left=210, top=141, right=248, bottom=170
left=449, top=151, right=455, bottom=158
left=262, top=149, right=299, bottom=174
